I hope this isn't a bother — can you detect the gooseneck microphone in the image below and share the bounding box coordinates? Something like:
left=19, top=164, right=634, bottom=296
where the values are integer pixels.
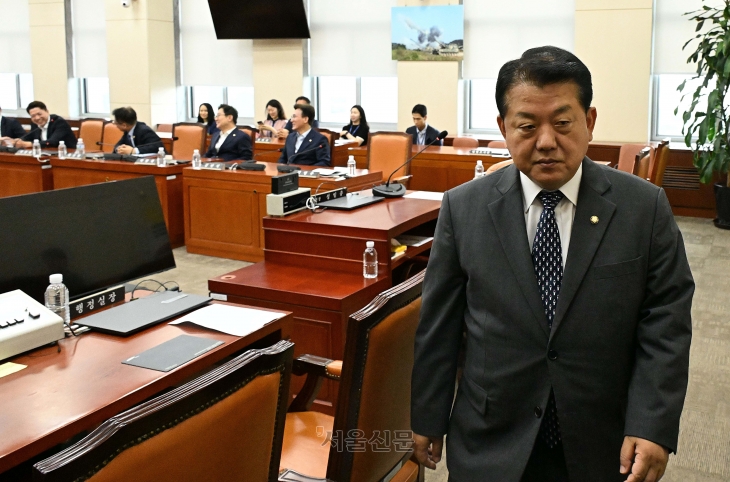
left=277, top=142, right=326, bottom=172
left=372, top=130, right=448, bottom=198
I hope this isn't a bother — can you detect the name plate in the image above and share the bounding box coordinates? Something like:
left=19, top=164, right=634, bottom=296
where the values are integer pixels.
left=70, top=285, right=126, bottom=320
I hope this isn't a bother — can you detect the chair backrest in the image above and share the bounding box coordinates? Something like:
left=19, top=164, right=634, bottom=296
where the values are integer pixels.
left=486, top=159, right=514, bottom=174
left=327, top=271, right=425, bottom=482
left=367, top=132, right=413, bottom=183
left=617, top=143, right=646, bottom=173
left=317, top=128, right=338, bottom=154
left=101, top=123, right=122, bottom=153
left=452, top=136, right=479, bottom=148
left=487, top=140, right=506, bottom=148
left=172, top=123, right=206, bottom=161
left=34, top=340, right=294, bottom=482
left=632, top=146, right=652, bottom=180
left=650, top=139, right=671, bottom=186
left=238, top=125, right=258, bottom=142
left=78, top=119, right=105, bottom=151
left=156, top=123, right=173, bottom=133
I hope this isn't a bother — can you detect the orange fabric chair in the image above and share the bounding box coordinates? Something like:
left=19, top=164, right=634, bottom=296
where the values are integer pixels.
left=156, top=123, right=173, bottom=133
left=617, top=144, right=647, bottom=173
left=171, top=123, right=206, bottom=161
left=317, top=128, right=338, bottom=159
left=238, top=125, right=259, bottom=143
left=367, top=132, right=413, bottom=184
left=486, top=159, right=514, bottom=174
left=279, top=271, right=425, bottom=482
left=488, top=140, right=506, bottom=148
left=452, top=136, right=479, bottom=148
left=34, top=341, right=294, bottom=482
left=649, top=140, right=670, bottom=186
left=101, top=123, right=122, bottom=153
left=632, top=146, right=652, bottom=180
left=78, top=119, right=105, bottom=151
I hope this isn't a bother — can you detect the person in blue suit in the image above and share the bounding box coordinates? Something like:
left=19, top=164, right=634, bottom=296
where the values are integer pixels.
left=112, top=106, right=164, bottom=155
left=14, top=101, right=77, bottom=149
left=277, top=103, right=330, bottom=167
left=204, top=104, right=252, bottom=161
left=406, top=104, right=441, bottom=146
left=0, top=106, right=26, bottom=143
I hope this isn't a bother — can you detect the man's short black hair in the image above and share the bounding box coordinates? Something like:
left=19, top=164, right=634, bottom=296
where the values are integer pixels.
left=218, top=104, right=238, bottom=124
left=412, top=104, right=427, bottom=117
left=495, top=46, right=593, bottom=118
left=26, top=101, right=48, bottom=113
left=295, top=96, right=311, bottom=104
left=295, top=103, right=316, bottom=125
left=112, top=106, right=137, bottom=125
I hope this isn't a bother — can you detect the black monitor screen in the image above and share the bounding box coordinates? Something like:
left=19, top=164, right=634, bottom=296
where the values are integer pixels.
left=0, top=177, right=176, bottom=302
left=208, top=0, right=310, bottom=39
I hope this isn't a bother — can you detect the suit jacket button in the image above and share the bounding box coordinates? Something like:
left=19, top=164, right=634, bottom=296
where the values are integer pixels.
left=548, top=349, right=558, bottom=361
left=534, top=406, right=542, bottom=418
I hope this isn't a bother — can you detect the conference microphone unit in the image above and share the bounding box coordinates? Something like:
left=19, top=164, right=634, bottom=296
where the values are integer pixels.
left=372, top=130, right=448, bottom=198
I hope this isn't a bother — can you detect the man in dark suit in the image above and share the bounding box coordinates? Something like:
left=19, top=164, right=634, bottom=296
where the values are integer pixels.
left=406, top=104, right=441, bottom=146
left=13, top=101, right=77, bottom=149
left=204, top=104, right=252, bottom=161
left=411, top=46, right=694, bottom=482
left=112, top=107, right=164, bottom=155
left=278, top=103, right=330, bottom=166
left=0, top=106, right=26, bottom=142
left=277, top=96, right=319, bottom=139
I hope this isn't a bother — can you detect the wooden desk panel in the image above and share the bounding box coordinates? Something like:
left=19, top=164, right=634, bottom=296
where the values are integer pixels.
left=50, top=159, right=185, bottom=248
left=0, top=154, right=53, bottom=198
left=0, top=308, right=292, bottom=476
left=183, top=164, right=382, bottom=262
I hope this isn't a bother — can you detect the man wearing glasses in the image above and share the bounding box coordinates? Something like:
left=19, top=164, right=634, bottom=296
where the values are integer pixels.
left=112, top=106, right=164, bottom=155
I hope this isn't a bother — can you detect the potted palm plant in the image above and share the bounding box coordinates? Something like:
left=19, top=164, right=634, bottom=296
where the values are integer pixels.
left=678, top=0, right=730, bottom=229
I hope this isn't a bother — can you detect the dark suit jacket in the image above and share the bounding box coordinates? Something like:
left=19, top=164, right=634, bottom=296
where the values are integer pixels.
left=1, top=116, right=25, bottom=140
left=114, top=122, right=163, bottom=155
left=411, top=159, right=694, bottom=481
left=204, top=128, right=252, bottom=161
left=284, top=118, right=318, bottom=131
left=278, top=129, right=331, bottom=166
left=406, top=124, right=440, bottom=145
left=28, top=114, right=77, bottom=148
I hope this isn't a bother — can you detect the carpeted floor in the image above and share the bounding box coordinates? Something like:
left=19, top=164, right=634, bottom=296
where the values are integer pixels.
left=154, top=216, right=730, bottom=481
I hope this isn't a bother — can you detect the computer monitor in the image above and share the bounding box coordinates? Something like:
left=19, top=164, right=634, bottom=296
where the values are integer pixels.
left=0, top=176, right=176, bottom=302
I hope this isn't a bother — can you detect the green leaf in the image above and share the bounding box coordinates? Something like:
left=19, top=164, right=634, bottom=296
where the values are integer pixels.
left=697, top=20, right=705, bottom=32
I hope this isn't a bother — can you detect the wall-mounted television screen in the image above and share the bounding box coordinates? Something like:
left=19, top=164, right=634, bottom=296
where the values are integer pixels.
left=208, top=0, right=310, bottom=39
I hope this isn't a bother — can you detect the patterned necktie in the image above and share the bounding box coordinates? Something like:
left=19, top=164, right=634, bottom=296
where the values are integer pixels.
left=532, top=190, right=564, bottom=449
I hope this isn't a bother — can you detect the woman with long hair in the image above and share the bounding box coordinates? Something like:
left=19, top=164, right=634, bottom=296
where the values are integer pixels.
left=197, top=103, right=219, bottom=135
left=257, top=99, right=287, bottom=138
left=340, top=105, right=369, bottom=146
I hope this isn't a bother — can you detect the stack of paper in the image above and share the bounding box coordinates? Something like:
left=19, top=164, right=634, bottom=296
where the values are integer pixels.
left=170, top=304, right=285, bottom=337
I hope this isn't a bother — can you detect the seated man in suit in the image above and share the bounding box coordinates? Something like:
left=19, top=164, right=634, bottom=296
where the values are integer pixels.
left=0, top=106, right=26, bottom=144
left=12, top=101, right=77, bottom=149
left=277, top=96, right=319, bottom=139
left=406, top=104, right=441, bottom=146
left=278, top=104, right=330, bottom=167
left=112, top=107, right=164, bottom=155
left=204, top=104, right=252, bottom=161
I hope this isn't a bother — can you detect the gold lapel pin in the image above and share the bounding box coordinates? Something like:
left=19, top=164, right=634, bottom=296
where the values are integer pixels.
left=590, top=216, right=599, bottom=225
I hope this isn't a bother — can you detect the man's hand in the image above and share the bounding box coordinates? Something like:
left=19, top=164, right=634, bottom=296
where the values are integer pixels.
left=277, top=128, right=289, bottom=139
left=14, top=139, right=32, bottom=149
left=413, top=432, right=444, bottom=470
left=620, top=436, right=669, bottom=482
left=116, top=144, right=134, bottom=155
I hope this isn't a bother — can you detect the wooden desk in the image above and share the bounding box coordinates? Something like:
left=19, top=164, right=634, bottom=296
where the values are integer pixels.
left=253, top=139, right=350, bottom=166
left=0, top=153, right=53, bottom=198
left=0, top=306, right=292, bottom=478
left=50, top=158, right=185, bottom=248
left=183, top=163, right=382, bottom=262
left=209, top=194, right=441, bottom=414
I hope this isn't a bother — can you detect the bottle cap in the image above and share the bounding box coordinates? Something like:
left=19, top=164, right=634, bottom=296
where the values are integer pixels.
left=193, top=149, right=199, bottom=154
left=349, top=155, right=355, bottom=160
left=49, top=274, right=63, bottom=284
left=78, top=138, right=83, bottom=143
left=59, top=140, right=65, bottom=145
left=477, top=160, right=483, bottom=165
left=366, top=241, right=374, bottom=248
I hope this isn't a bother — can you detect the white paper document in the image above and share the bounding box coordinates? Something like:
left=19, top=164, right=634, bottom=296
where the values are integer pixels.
left=404, top=191, right=444, bottom=201
left=170, top=304, right=285, bottom=337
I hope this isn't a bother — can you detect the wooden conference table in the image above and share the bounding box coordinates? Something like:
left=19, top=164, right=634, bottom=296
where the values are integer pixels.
left=0, top=152, right=54, bottom=198
left=183, top=162, right=382, bottom=262
left=208, top=192, right=442, bottom=414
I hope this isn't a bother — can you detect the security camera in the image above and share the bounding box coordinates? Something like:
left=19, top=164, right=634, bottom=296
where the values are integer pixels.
left=121, top=0, right=131, bottom=7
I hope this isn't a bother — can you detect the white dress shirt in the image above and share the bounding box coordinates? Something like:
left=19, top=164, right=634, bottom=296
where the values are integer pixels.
left=521, top=163, right=583, bottom=268
left=40, top=119, right=50, bottom=141
left=295, top=128, right=311, bottom=153
left=215, top=127, right=235, bottom=150
left=417, top=124, right=428, bottom=145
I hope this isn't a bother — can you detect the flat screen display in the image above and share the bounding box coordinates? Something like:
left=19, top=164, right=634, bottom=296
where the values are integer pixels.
left=0, top=176, right=176, bottom=302
left=208, top=0, right=310, bottom=39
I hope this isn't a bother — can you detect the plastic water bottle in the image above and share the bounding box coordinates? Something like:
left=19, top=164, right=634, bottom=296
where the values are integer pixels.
left=474, top=160, right=484, bottom=179
left=156, top=147, right=166, bottom=167
left=76, top=138, right=85, bottom=159
left=192, top=149, right=202, bottom=169
left=347, top=155, right=356, bottom=176
left=32, top=139, right=41, bottom=158
left=363, top=241, right=378, bottom=279
left=44, top=274, right=69, bottom=325
left=58, top=140, right=67, bottom=159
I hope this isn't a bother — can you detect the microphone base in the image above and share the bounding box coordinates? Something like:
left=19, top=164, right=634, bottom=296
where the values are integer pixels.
left=372, top=183, right=406, bottom=198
